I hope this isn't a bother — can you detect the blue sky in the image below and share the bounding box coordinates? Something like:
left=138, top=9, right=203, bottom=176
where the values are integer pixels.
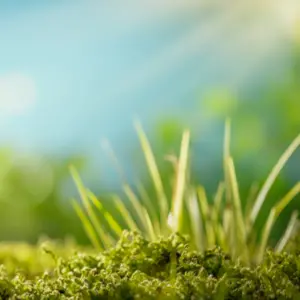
left=0, top=0, right=296, bottom=186
left=0, top=1, right=203, bottom=151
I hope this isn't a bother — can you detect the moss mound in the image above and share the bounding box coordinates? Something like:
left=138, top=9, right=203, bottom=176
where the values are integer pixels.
left=1, top=232, right=300, bottom=299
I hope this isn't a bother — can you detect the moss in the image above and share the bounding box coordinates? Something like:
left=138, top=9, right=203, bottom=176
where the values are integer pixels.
left=1, top=232, right=300, bottom=299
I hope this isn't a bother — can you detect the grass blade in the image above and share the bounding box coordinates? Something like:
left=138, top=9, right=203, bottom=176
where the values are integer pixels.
left=212, top=182, right=225, bottom=244
left=250, top=134, right=300, bottom=226
left=136, top=182, right=159, bottom=224
left=135, top=121, right=169, bottom=229
left=274, top=182, right=300, bottom=216
left=245, top=182, right=260, bottom=230
left=171, top=130, right=190, bottom=232
left=142, top=207, right=157, bottom=241
left=275, top=211, right=299, bottom=253
left=136, top=182, right=161, bottom=236
left=197, top=186, right=209, bottom=219
left=216, top=224, right=227, bottom=251
left=257, top=208, right=276, bottom=263
left=186, top=189, right=205, bottom=251
left=227, top=156, right=248, bottom=262
left=223, top=119, right=232, bottom=203
left=123, top=184, right=149, bottom=232
left=112, top=195, right=139, bottom=233
left=197, top=186, right=215, bottom=247
left=70, top=166, right=111, bottom=248
left=227, top=158, right=246, bottom=237
left=257, top=183, right=300, bottom=263
left=87, top=190, right=123, bottom=237
left=212, top=182, right=225, bottom=226
left=123, top=184, right=157, bottom=240
left=223, top=207, right=232, bottom=236
left=72, top=200, right=101, bottom=250
left=223, top=208, right=236, bottom=258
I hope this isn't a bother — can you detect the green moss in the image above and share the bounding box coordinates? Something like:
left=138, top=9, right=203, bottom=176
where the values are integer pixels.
left=1, top=232, right=300, bottom=299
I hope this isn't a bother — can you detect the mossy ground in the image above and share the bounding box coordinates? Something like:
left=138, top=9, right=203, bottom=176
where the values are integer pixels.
left=1, top=231, right=300, bottom=299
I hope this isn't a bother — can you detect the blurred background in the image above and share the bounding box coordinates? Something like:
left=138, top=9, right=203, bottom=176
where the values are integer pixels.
left=0, top=0, right=299, bottom=243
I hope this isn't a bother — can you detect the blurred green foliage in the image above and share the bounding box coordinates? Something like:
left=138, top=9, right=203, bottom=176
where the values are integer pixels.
left=0, top=150, right=88, bottom=243
left=0, top=238, right=92, bottom=278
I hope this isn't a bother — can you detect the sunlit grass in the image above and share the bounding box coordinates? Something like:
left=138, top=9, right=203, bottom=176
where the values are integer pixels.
left=71, top=120, right=300, bottom=265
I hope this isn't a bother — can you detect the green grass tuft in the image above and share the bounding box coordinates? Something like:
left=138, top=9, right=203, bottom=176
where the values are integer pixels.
left=72, top=120, right=300, bottom=265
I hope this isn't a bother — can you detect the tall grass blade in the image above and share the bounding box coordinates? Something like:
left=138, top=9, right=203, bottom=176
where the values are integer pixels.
left=171, top=130, right=190, bottom=232
left=217, top=224, right=227, bottom=251
left=257, top=208, right=276, bottom=263
left=227, top=158, right=246, bottom=233
left=212, top=182, right=225, bottom=244
left=124, top=184, right=157, bottom=240
left=112, top=195, right=139, bottom=232
left=245, top=182, right=260, bottom=229
left=223, top=119, right=232, bottom=203
left=197, top=186, right=209, bottom=218
left=274, top=182, right=300, bottom=216
left=227, top=158, right=246, bottom=236
left=87, top=190, right=123, bottom=237
left=136, top=182, right=159, bottom=224
left=186, top=189, right=204, bottom=251
left=223, top=207, right=232, bottom=236
left=135, top=121, right=169, bottom=228
left=275, top=211, right=299, bottom=253
left=70, top=166, right=111, bottom=248
left=136, top=182, right=161, bottom=236
left=223, top=208, right=236, bottom=258
left=250, top=135, right=300, bottom=226
left=123, top=184, right=149, bottom=232
left=257, top=182, right=300, bottom=263
left=197, top=186, right=215, bottom=247
left=227, top=157, right=248, bottom=262
left=212, top=182, right=225, bottom=226
left=142, top=207, right=157, bottom=241
left=72, top=200, right=101, bottom=250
